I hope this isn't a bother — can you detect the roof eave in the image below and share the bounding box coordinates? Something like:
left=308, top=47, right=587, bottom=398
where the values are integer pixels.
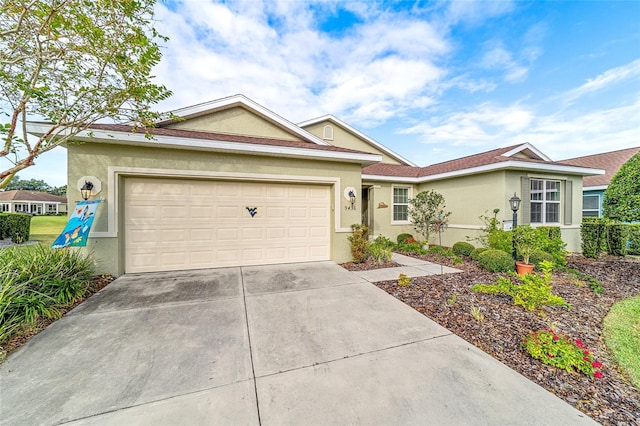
left=26, top=123, right=381, bottom=166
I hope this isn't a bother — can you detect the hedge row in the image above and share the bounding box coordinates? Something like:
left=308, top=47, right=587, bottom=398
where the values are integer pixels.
left=0, top=213, right=32, bottom=243
left=581, top=217, right=638, bottom=258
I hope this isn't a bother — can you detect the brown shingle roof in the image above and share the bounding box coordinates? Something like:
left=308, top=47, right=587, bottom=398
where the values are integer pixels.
left=363, top=144, right=576, bottom=178
left=0, top=190, right=67, bottom=203
left=87, top=123, right=374, bottom=156
left=561, top=147, right=640, bottom=187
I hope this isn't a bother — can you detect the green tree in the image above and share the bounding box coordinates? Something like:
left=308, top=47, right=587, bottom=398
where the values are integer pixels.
left=603, top=152, right=640, bottom=222
left=0, top=0, right=172, bottom=188
left=4, top=175, right=51, bottom=192
left=408, top=190, right=451, bottom=243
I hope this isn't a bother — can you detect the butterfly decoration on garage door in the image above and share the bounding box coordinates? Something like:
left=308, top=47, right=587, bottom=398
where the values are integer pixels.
left=52, top=200, right=103, bottom=248
left=246, top=207, right=258, bottom=217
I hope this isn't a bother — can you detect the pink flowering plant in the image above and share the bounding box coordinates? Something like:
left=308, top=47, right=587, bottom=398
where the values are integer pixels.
left=522, top=328, right=603, bottom=379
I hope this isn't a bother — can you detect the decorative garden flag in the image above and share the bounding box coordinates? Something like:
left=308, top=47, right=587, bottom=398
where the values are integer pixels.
left=52, top=200, right=103, bottom=248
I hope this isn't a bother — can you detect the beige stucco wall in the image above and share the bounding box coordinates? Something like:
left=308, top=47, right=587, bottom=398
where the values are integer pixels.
left=166, top=106, right=303, bottom=142
left=68, top=142, right=363, bottom=276
left=366, top=170, right=585, bottom=252
left=303, top=121, right=403, bottom=165
left=363, top=181, right=417, bottom=241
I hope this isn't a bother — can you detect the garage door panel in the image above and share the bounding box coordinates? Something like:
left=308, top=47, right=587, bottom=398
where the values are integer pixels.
left=125, top=178, right=330, bottom=273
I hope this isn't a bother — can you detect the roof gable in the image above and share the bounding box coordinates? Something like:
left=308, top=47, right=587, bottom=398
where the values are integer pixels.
left=561, top=146, right=640, bottom=188
left=298, top=115, right=416, bottom=166
left=157, top=94, right=329, bottom=146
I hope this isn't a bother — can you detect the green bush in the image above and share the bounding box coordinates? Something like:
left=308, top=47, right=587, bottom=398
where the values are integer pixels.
left=396, top=233, right=414, bottom=244
left=452, top=241, right=475, bottom=256
left=347, top=224, right=369, bottom=263
left=470, top=247, right=488, bottom=261
left=523, top=329, right=602, bottom=378
left=0, top=213, right=31, bottom=243
left=530, top=250, right=555, bottom=269
left=581, top=217, right=606, bottom=258
left=477, top=249, right=514, bottom=272
left=398, top=241, right=427, bottom=255
left=0, top=214, right=6, bottom=239
left=367, top=242, right=392, bottom=263
left=473, top=261, right=569, bottom=311
left=628, top=224, right=640, bottom=255
left=488, top=229, right=513, bottom=253
left=371, top=235, right=395, bottom=249
left=0, top=246, right=93, bottom=347
left=605, top=223, right=628, bottom=256
left=536, top=226, right=567, bottom=266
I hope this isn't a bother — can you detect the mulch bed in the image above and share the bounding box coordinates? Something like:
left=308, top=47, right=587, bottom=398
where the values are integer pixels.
left=341, top=259, right=402, bottom=271
left=373, top=253, right=639, bottom=425
left=1, top=274, right=115, bottom=359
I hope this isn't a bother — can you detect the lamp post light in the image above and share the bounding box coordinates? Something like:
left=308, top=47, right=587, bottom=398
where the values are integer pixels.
left=509, top=193, right=521, bottom=260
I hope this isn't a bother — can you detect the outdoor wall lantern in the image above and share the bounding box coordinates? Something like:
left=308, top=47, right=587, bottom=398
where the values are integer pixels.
left=343, top=186, right=357, bottom=211
left=80, top=181, right=94, bottom=201
left=509, top=193, right=521, bottom=260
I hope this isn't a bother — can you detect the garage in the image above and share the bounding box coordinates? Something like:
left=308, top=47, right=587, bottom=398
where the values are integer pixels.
left=124, top=177, right=331, bottom=273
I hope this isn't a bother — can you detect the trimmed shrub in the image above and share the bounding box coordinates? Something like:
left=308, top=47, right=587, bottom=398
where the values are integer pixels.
left=477, top=249, right=515, bottom=273
left=470, top=247, right=489, bottom=261
left=628, top=224, right=640, bottom=255
left=605, top=222, right=628, bottom=256
left=581, top=217, right=606, bottom=258
left=488, top=229, right=512, bottom=253
left=0, top=214, right=7, bottom=239
left=530, top=250, right=555, bottom=269
left=1, top=213, right=31, bottom=243
left=452, top=241, right=475, bottom=257
left=396, top=233, right=414, bottom=244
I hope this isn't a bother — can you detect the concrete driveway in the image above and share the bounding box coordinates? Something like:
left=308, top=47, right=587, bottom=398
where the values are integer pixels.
left=0, top=262, right=596, bottom=425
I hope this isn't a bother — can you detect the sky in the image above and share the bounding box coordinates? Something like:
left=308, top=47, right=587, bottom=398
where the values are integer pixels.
left=6, top=0, right=640, bottom=187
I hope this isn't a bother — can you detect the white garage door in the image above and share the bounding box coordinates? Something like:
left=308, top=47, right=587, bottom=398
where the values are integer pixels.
left=124, top=178, right=331, bottom=273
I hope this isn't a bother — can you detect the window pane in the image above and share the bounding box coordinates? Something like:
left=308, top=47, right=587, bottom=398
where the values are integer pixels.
left=531, top=202, right=542, bottom=223
left=393, top=205, right=408, bottom=221
left=531, top=179, right=543, bottom=201
left=583, top=195, right=599, bottom=209
left=393, top=188, right=408, bottom=204
left=546, top=203, right=560, bottom=222
left=583, top=211, right=599, bottom=217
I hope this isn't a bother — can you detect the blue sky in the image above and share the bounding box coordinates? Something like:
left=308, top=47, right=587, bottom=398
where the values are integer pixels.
left=8, top=0, right=640, bottom=187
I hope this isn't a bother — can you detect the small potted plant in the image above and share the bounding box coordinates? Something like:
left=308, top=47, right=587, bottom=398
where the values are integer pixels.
left=512, top=226, right=540, bottom=276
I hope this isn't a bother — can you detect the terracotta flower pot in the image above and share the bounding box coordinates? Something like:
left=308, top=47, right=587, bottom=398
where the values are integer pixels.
left=516, top=261, right=535, bottom=276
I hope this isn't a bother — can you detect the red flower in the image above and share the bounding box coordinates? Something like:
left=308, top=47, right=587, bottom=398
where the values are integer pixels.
left=547, top=354, right=554, bottom=359
left=553, top=335, right=559, bottom=341
left=592, top=361, right=602, bottom=368
left=583, top=357, right=590, bottom=361
left=594, top=371, right=603, bottom=379
left=574, top=339, right=585, bottom=348
left=583, top=350, right=590, bottom=355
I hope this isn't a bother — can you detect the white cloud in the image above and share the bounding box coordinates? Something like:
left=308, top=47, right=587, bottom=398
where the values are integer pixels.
left=152, top=0, right=453, bottom=126
left=562, top=58, right=640, bottom=104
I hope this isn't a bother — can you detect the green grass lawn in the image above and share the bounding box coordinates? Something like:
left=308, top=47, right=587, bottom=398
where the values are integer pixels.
left=603, top=296, right=640, bottom=389
left=29, top=215, right=67, bottom=246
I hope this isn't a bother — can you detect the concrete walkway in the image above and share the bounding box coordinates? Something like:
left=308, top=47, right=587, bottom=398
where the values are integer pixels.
left=351, top=252, right=463, bottom=282
left=0, top=262, right=596, bottom=425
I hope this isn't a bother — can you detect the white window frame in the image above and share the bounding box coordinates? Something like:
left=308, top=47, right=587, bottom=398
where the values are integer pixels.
left=1, top=203, right=9, bottom=212
left=391, top=186, right=411, bottom=224
left=530, top=179, right=561, bottom=224
left=582, top=194, right=601, bottom=217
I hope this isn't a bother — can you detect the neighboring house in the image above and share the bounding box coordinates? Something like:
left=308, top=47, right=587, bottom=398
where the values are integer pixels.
left=26, top=94, right=603, bottom=276
left=562, top=147, right=640, bottom=217
left=0, top=190, right=67, bottom=215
